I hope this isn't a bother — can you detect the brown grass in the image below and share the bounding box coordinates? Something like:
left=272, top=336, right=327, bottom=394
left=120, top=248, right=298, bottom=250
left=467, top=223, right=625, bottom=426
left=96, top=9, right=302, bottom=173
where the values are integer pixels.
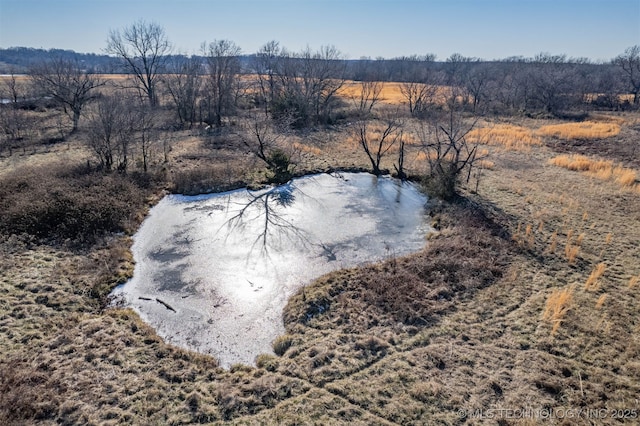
left=595, top=294, right=607, bottom=309
left=549, top=154, right=639, bottom=191
left=542, top=285, right=575, bottom=335
left=0, top=162, right=151, bottom=244
left=584, top=262, right=606, bottom=291
left=467, top=124, right=543, bottom=151
left=565, top=244, right=580, bottom=264
left=548, top=231, right=558, bottom=253
left=537, top=121, right=621, bottom=140
left=338, top=81, right=451, bottom=106
left=1, top=107, right=640, bottom=424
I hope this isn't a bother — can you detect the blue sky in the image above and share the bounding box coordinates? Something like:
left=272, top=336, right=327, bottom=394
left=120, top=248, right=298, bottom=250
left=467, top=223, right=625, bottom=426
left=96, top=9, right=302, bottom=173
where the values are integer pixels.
left=0, top=0, right=638, bottom=61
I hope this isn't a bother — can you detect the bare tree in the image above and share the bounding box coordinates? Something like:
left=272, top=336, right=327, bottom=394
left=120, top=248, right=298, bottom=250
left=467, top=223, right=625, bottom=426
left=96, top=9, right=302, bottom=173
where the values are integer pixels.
left=86, top=95, right=135, bottom=171
left=394, top=130, right=407, bottom=181
left=164, top=55, right=203, bottom=127
left=614, top=45, right=640, bottom=105
left=272, top=45, right=346, bottom=127
left=106, top=20, right=171, bottom=107
left=239, top=114, right=295, bottom=183
left=418, top=107, right=485, bottom=200
left=398, top=54, right=439, bottom=117
left=484, top=60, right=526, bottom=113
left=445, top=53, right=471, bottom=86
left=0, top=105, right=36, bottom=156
left=29, top=57, right=104, bottom=132
left=463, top=61, right=492, bottom=112
left=202, top=39, right=241, bottom=128
left=303, top=45, right=347, bottom=124
left=400, top=80, right=438, bottom=117
left=353, top=79, right=383, bottom=117
left=527, top=53, right=577, bottom=115
left=0, top=68, right=25, bottom=104
left=351, top=113, right=404, bottom=176
left=253, top=40, right=283, bottom=116
left=135, top=102, right=159, bottom=172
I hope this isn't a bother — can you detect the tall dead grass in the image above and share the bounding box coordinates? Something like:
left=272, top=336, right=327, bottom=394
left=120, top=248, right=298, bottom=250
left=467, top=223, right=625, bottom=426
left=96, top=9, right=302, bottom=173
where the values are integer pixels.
left=338, top=81, right=451, bottom=106
left=549, top=154, right=639, bottom=191
left=584, top=263, right=606, bottom=292
left=467, top=124, right=543, bottom=151
left=469, top=120, right=621, bottom=152
left=537, top=121, right=621, bottom=140
left=542, top=285, right=575, bottom=335
left=595, top=294, right=607, bottom=309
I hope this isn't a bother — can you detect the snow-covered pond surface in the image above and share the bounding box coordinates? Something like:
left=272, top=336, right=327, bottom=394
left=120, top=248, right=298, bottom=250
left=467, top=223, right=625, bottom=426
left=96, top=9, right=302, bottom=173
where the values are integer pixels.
left=112, top=172, right=431, bottom=367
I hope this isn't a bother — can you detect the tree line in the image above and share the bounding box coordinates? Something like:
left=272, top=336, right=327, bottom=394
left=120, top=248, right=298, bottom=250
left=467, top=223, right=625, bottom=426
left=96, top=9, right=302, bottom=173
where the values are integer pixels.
left=1, top=20, right=639, bottom=198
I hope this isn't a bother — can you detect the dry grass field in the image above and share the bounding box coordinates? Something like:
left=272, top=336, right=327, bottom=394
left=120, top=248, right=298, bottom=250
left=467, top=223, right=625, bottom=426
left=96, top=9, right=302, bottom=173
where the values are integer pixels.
left=339, top=81, right=451, bottom=106
left=1, top=83, right=639, bottom=424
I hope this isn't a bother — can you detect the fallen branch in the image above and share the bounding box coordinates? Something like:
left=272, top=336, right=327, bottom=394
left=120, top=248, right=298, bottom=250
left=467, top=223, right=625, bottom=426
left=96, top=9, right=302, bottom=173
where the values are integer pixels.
left=155, top=298, right=176, bottom=312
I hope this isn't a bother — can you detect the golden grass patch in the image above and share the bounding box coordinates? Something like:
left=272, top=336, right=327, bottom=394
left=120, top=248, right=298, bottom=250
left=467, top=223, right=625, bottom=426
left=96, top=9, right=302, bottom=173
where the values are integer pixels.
left=292, top=142, right=323, bottom=156
left=542, top=285, right=575, bottom=335
left=477, top=159, right=495, bottom=170
left=467, top=124, right=543, bottom=151
left=584, top=262, right=606, bottom=291
left=549, top=154, right=639, bottom=191
left=565, top=244, right=580, bottom=264
left=338, top=81, right=452, bottom=106
left=536, top=121, right=620, bottom=140
left=339, top=81, right=404, bottom=105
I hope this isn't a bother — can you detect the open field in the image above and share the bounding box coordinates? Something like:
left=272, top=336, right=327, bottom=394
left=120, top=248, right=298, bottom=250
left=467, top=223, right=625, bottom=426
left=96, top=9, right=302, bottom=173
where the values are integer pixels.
left=338, top=81, right=451, bottom=106
left=1, top=91, right=639, bottom=425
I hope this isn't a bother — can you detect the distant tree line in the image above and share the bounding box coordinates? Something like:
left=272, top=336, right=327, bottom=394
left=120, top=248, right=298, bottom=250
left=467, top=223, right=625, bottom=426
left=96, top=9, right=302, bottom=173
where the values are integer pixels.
left=2, top=44, right=637, bottom=114
left=1, top=20, right=639, bottom=198
left=1, top=44, right=637, bottom=116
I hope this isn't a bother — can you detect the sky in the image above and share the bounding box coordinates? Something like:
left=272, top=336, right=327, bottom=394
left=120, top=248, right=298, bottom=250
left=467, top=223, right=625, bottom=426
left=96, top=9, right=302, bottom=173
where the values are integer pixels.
left=0, top=0, right=638, bottom=61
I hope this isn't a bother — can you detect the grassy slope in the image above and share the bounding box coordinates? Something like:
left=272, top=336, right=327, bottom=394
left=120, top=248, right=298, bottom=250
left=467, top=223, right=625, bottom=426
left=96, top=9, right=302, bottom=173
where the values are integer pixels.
left=1, top=113, right=639, bottom=425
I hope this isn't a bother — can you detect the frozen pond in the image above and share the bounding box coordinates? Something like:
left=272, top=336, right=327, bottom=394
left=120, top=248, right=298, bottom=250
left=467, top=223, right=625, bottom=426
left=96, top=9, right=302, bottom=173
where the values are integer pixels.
left=113, top=172, right=431, bottom=367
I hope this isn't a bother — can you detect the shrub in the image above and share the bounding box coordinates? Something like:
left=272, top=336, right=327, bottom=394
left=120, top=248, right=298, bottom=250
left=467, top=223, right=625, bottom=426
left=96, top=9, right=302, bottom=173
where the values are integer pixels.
left=422, top=160, right=458, bottom=201
left=0, top=163, right=149, bottom=245
left=266, top=148, right=293, bottom=184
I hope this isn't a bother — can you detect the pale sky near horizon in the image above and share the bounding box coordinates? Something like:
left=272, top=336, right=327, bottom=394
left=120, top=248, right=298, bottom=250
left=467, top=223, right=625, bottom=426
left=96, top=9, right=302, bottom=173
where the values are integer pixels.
left=0, top=0, right=638, bottom=61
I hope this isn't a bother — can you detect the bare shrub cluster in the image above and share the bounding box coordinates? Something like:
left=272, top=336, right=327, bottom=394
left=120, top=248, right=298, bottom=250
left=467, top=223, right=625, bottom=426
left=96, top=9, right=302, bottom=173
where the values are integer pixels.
left=0, top=163, right=151, bottom=245
left=361, top=204, right=508, bottom=324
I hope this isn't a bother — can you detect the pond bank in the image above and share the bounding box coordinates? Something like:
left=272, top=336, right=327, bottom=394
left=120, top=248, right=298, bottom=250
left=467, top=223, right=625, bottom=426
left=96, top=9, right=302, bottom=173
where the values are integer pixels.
left=113, top=172, right=432, bottom=367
